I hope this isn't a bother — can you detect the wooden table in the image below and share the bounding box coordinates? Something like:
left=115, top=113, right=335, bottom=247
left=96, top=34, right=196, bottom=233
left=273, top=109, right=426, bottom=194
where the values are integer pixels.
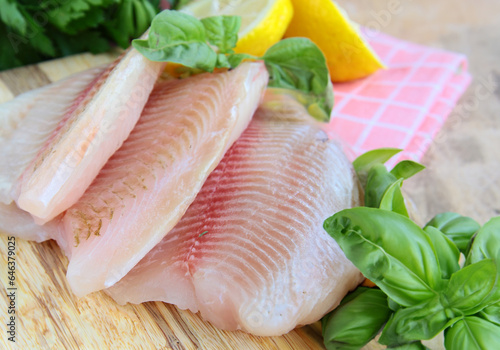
left=1, top=1, right=499, bottom=349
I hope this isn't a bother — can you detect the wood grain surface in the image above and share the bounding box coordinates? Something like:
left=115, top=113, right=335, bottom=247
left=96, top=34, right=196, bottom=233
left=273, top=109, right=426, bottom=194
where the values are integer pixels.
left=1, top=1, right=499, bottom=349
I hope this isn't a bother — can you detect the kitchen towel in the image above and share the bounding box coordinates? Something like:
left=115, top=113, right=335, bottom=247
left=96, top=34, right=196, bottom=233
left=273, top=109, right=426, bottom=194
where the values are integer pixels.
left=325, top=29, right=471, bottom=164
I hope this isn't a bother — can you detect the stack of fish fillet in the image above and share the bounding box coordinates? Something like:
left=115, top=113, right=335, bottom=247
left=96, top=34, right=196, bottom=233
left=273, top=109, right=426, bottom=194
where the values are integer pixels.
left=0, top=47, right=363, bottom=336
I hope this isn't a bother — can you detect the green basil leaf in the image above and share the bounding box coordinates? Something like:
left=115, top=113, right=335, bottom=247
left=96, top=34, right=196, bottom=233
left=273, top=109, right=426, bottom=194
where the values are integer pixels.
left=423, top=226, right=460, bottom=279
left=380, top=297, right=448, bottom=347
left=324, top=208, right=442, bottom=306
left=379, top=179, right=409, bottom=217
left=374, top=159, right=424, bottom=214
left=352, top=148, right=402, bottom=187
left=444, top=259, right=498, bottom=315
left=200, top=16, right=240, bottom=54
left=467, top=217, right=500, bottom=265
left=466, top=217, right=500, bottom=307
left=322, top=287, right=392, bottom=350
left=390, top=160, right=425, bottom=180
left=365, top=164, right=399, bottom=208
left=215, top=53, right=230, bottom=68
left=478, top=301, right=500, bottom=326
left=425, top=212, right=480, bottom=254
left=130, top=11, right=333, bottom=119
left=227, top=52, right=256, bottom=67
left=262, top=37, right=333, bottom=122
left=132, top=10, right=217, bottom=71
left=444, top=316, right=500, bottom=350
left=388, top=298, right=402, bottom=312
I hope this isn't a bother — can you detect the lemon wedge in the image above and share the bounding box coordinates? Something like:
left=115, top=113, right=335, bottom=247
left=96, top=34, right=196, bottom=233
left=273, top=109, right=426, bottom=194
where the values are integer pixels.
left=181, top=0, right=293, bottom=57
left=284, top=0, right=385, bottom=82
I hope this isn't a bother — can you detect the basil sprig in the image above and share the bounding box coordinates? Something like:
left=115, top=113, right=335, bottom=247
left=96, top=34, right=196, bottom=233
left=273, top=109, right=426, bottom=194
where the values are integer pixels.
left=425, top=212, right=480, bottom=254
left=132, top=10, right=334, bottom=121
left=322, top=287, right=392, bottom=350
left=327, top=208, right=443, bottom=307
left=322, top=149, right=500, bottom=349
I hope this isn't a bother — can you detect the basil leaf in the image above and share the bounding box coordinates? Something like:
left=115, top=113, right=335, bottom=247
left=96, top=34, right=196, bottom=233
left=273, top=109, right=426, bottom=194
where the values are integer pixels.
left=352, top=148, right=402, bottom=187
left=322, top=287, right=392, bottom=350
left=443, top=259, right=498, bottom=315
left=423, top=226, right=460, bottom=279
left=365, top=164, right=399, bottom=208
left=467, top=216, right=500, bottom=265
left=215, top=53, right=231, bottom=68
left=390, top=160, right=425, bottom=180
left=200, top=16, right=240, bottom=54
left=379, top=297, right=448, bottom=346
left=324, top=208, right=442, bottom=306
left=132, top=10, right=217, bottom=71
left=367, top=160, right=424, bottom=213
left=132, top=11, right=333, bottom=121
left=263, top=37, right=333, bottom=122
left=466, top=217, right=500, bottom=307
left=227, top=52, right=256, bottom=67
left=444, top=316, right=500, bottom=350
left=478, top=301, right=500, bottom=326
left=425, top=212, right=480, bottom=254
left=388, top=298, right=402, bottom=312
left=379, top=179, right=409, bottom=217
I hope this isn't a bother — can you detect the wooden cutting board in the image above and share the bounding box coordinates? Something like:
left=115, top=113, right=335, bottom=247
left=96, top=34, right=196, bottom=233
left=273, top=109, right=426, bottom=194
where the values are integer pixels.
left=0, top=52, right=344, bottom=350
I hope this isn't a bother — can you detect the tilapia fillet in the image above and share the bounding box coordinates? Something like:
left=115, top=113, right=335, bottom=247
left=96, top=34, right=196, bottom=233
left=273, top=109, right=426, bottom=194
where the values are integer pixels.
left=12, top=47, right=165, bottom=223
left=107, top=94, right=364, bottom=336
left=60, top=62, right=269, bottom=297
left=0, top=202, right=58, bottom=242
left=0, top=66, right=104, bottom=205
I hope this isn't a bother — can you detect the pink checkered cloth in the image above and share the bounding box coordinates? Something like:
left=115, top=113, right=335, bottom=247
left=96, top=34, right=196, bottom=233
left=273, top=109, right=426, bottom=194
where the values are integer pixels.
left=324, top=29, right=471, bottom=164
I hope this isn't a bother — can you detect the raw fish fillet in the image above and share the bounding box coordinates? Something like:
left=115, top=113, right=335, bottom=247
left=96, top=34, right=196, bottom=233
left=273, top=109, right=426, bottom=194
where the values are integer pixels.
left=106, top=92, right=364, bottom=336
left=0, top=67, right=104, bottom=204
left=60, top=62, right=269, bottom=297
left=12, top=47, right=165, bottom=223
left=0, top=203, right=58, bottom=242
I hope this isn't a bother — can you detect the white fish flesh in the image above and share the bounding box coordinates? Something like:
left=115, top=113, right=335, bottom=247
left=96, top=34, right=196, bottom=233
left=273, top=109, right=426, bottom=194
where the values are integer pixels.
left=0, top=66, right=104, bottom=205
left=106, top=91, right=364, bottom=336
left=11, top=48, right=165, bottom=223
left=59, top=62, right=269, bottom=297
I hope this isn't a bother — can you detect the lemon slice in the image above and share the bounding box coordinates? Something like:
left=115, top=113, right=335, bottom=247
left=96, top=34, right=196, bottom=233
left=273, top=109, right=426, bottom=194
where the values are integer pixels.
left=181, top=0, right=293, bottom=57
left=284, top=0, right=385, bottom=82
